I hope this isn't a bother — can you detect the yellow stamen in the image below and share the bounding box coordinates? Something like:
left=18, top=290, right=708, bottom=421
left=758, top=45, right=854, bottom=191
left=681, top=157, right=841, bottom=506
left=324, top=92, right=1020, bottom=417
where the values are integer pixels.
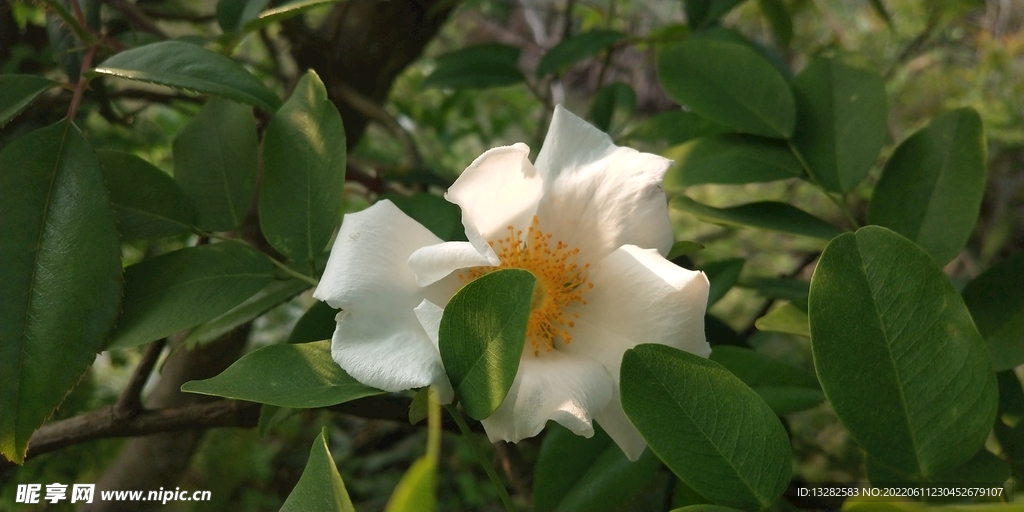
left=462, top=216, right=592, bottom=356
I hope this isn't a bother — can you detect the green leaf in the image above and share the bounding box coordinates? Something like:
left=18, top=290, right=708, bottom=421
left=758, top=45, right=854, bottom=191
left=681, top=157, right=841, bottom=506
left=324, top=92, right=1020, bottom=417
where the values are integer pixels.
left=624, top=111, right=731, bottom=146
left=107, top=243, right=273, bottom=350
left=866, top=448, right=1009, bottom=488
left=755, top=302, right=810, bottom=338
left=182, top=278, right=310, bottom=347
left=536, top=29, right=624, bottom=77
left=0, top=74, right=57, bottom=128
left=182, top=340, right=382, bottom=407
left=709, top=346, right=823, bottom=415
left=995, top=371, right=1024, bottom=469
left=701, top=258, right=744, bottom=307
left=381, top=193, right=465, bottom=242
left=96, top=149, right=197, bottom=240
left=280, top=428, right=355, bottom=512
left=173, top=98, right=259, bottom=232
left=438, top=268, right=535, bottom=420
left=808, top=226, right=998, bottom=478
left=92, top=41, right=281, bottom=111
left=260, top=71, right=346, bottom=264
left=216, top=0, right=268, bottom=32
left=673, top=196, right=843, bottom=241
left=866, top=108, right=986, bottom=266
left=961, top=252, right=1024, bottom=371
left=589, top=82, right=635, bottom=134
left=620, top=344, right=791, bottom=510
left=757, top=0, right=792, bottom=48
left=289, top=301, right=338, bottom=343
left=0, top=121, right=122, bottom=464
left=533, top=423, right=661, bottom=512
left=683, top=0, right=746, bottom=29
left=667, top=240, right=705, bottom=261
left=657, top=39, right=795, bottom=138
left=663, top=135, right=802, bottom=188
left=737, top=276, right=809, bottom=302
left=257, top=404, right=298, bottom=437
left=423, top=44, right=524, bottom=90
left=791, top=57, right=888, bottom=193
left=240, top=0, right=339, bottom=33
left=386, top=388, right=441, bottom=512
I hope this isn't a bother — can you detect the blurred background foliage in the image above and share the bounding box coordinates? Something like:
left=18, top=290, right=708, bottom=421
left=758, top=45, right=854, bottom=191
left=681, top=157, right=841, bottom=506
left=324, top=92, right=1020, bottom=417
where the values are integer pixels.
left=1, top=0, right=1022, bottom=510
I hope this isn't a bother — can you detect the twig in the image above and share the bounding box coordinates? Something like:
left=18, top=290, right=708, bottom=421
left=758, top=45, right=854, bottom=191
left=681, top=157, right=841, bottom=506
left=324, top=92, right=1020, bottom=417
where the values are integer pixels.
left=66, top=46, right=95, bottom=120
left=445, top=404, right=516, bottom=512
left=113, top=339, right=167, bottom=421
left=331, top=82, right=423, bottom=171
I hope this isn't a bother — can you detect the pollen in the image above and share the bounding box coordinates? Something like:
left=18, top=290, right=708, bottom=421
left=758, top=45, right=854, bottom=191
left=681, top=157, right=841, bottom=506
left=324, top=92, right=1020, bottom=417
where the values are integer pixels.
left=463, top=215, right=592, bottom=356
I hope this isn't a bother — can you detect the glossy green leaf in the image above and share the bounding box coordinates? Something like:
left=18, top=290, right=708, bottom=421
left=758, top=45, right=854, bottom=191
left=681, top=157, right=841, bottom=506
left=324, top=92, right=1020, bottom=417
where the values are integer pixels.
left=183, top=278, right=309, bottom=347
left=693, top=26, right=792, bottom=80
left=92, top=41, right=281, bottom=110
left=533, top=423, right=661, bottom=512
left=96, top=149, right=197, bottom=240
left=108, top=243, right=273, bottom=349
left=738, top=276, right=809, bottom=302
left=758, top=0, right=792, bottom=48
left=683, top=0, right=745, bottom=28
left=995, top=371, right=1024, bottom=470
left=381, top=193, right=465, bottom=242
left=658, top=39, right=795, bottom=138
left=710, top=346, right=823, bottom=415
left=260, top=71, right=346, bottom=264
left=755, top=302, right=810, bottom=338
left=0, top=74, right=57, bottom=128
left=423, top=44, right=523, bottom=90
left=808, top=226, right=998, bottom=478
left=663, top=134, right=802, bottom=188
left=241, top=0, right=339, bottom=33
left=624, top=111, right=730, bottom=146
left=791, top=57, right=887, bottom=193
left=673, top=196, right=843, bottom=241
left=620, top=344, right=791, bottom=510
left=257, top=404, right=298, bottom=437
left=867, top=108, right=986, bottom=265
left=438, top=268, right=535, bottom=420
left=289, top=301, right=338, bottom=344
left=590, top=82, right=635, bottom=133
left=173, top=98, right=259, bottom=232
left=182, top=340, right=382, bottom=407
left=536, top=29, right=624, bottom=77
left=701, top=258, right=744, bottom=307
left=0, top=121, right=122, bottom=464
left=961, top=252, right=1024, bottom=371
left=280, top=428, right=355, bottom=512
left=216, top=0, right=268, bottom=32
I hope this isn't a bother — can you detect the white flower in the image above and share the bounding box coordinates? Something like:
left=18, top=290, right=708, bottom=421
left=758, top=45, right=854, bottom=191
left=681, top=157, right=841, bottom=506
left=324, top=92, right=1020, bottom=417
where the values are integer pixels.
left=314, top=105, right=710, bottom=460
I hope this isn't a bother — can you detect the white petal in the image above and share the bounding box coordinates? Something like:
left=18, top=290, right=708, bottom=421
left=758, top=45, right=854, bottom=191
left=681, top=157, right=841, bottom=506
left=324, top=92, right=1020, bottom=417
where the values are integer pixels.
left=534, top=106, right=674, bottom=262
left=447, top=142, right=543, bottom=256
left=314, top=200, right=441, bottom=310
left=480, top=351, right=613, bottom=443
left=594, top=391, right=647, bottom=461
left=330, top=309, right=447, bottom=396
left=563, top=244, right=710, bottom=364
left=408, top=241, right=496, bottom=287
left=411, top=300, right=454, bottom=404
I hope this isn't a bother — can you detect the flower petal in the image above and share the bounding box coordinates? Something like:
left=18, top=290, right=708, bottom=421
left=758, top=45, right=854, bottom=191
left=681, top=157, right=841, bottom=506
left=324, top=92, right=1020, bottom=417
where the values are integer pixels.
left=446, top=142, right=543, bottom=256
left=480, top=351, right=613, bottom=443
left=409, top=241, right=496, bottom=287
left=330, top=308, right=448, bottom=396
left=534, top=106, right=674, bottom=262
left=594, top=391, right=648, bottom=461
left=314, top=200, right=441, bottom=310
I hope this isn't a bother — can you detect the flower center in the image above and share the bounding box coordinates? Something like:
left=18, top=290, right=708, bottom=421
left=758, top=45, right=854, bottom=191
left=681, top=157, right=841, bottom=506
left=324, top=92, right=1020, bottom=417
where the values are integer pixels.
left=462, top=215, right=592, bottom=356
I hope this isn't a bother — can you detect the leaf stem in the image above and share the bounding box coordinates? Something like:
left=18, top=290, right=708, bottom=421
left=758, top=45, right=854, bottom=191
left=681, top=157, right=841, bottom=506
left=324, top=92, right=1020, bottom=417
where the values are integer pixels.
left=444, top=404, right=516, bottom=512
left=786, top=140, right=860, bottom=230
left=191, top=229, right=319, bottom=286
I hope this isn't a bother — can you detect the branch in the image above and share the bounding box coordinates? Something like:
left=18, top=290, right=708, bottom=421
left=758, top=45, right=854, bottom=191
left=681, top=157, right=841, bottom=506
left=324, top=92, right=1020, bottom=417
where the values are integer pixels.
left=330, top=82, right=423, bottom=171
left=113, top=339, right=166, bottom=421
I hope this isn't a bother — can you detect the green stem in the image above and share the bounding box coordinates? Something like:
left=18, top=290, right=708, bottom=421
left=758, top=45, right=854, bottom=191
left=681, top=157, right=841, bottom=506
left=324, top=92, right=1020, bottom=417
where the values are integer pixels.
left=444, top=404, right=516, bottom=512
left=192, top=229, right=320, bottom=286
left=786, top=141, right=861, bottom=230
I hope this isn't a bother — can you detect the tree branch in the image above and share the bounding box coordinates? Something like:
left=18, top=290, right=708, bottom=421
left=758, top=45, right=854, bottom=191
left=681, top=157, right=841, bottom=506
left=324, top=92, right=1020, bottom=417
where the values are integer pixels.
left=113, top=339, right=166, bottom=421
